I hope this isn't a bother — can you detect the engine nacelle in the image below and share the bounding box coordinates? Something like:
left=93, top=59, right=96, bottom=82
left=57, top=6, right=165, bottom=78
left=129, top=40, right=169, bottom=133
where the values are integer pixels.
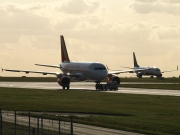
left=57, top=76, right=70, bottom=86
left=108, top=75, right=121, bottom=85
left=157, top=73, right=162, bottom=78
left=137, top=72, right=142, bottom=78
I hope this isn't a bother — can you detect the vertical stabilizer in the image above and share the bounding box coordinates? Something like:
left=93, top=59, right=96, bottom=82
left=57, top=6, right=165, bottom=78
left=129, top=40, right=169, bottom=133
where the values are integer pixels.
left=133, top=52, right=139, bottom=67
left=61, top=35, right=70, bottom=62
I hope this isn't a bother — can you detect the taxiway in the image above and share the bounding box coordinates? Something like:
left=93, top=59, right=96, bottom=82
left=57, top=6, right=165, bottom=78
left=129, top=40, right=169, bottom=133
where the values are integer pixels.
left=0, top=82, right=180, bottom=96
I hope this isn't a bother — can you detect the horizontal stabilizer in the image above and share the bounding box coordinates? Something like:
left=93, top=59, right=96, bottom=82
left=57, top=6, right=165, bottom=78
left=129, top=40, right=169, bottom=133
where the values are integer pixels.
left=35, top=64, right=60, bottom=68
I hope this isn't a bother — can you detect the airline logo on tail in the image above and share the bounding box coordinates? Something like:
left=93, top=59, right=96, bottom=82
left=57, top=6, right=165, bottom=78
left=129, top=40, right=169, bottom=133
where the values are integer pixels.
left=133, top=52, right=139, bottom=67
left=61, top=35, right=70, bottom=62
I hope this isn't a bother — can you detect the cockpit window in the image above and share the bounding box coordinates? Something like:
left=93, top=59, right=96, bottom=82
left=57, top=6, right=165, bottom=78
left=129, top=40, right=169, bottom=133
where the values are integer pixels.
left=94, top=67, right=106, bottom=70
left=155, top=68, right=160, bottom=71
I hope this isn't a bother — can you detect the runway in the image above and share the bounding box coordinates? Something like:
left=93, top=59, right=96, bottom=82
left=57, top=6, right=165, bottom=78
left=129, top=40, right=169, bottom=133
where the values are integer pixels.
left=0, top=82, right=180, bottom=96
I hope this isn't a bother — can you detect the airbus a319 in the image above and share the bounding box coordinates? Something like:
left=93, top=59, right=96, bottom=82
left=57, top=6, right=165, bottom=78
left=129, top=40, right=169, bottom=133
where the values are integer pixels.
left=2, top=36, right=144, bottom=89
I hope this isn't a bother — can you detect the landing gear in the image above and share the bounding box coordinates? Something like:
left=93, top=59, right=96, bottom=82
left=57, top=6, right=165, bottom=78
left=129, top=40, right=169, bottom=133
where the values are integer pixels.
left=137, top=73, right=142, bottom=78
left=62, top=85, right=70, bottom=90
left=150, top=76, right=154, bottom=78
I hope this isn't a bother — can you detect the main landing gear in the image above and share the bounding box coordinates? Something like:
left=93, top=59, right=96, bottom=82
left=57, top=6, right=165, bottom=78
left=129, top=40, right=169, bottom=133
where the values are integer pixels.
left=62, top=85, right=70, bottom=90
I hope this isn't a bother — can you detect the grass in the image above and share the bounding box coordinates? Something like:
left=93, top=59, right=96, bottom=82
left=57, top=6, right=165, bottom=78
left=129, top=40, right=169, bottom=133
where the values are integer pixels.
left=2, top=121, right=64, bottom=135
left=2, top=122, right=31, bottom=135
left=120, top=84, right=180, bottom=90
left=0, top=87, right=180, bottom=135
left=120, top=77, right=180, bottom=83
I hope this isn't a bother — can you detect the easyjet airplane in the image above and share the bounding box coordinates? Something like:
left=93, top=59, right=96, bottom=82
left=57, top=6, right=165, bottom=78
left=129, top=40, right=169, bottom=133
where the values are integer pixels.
left=2, top=36, right=144, bottom=89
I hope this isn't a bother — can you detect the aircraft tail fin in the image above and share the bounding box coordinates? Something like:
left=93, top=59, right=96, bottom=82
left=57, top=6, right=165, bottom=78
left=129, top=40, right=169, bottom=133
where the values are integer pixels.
left=133, top=52, right=139, bottom=67
left=61, top=35, right=70, bottom=62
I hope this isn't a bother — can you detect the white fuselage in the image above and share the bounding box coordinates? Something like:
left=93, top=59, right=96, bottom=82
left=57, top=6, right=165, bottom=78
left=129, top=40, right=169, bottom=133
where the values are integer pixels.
left=60, top=62, right=108, bottom=81
left=134, top=66, right=162, bottom=77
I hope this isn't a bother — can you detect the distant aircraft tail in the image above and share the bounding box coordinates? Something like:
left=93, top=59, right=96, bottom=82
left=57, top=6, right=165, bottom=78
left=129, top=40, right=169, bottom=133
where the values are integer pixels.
left=133, top=52, right=139, bottom=67
left=61, top=35, right=70, bottom=62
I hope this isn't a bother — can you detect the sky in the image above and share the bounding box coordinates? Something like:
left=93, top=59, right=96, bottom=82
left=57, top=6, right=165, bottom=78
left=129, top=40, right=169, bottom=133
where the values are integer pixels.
left=0, top=0, right=180, bottom=77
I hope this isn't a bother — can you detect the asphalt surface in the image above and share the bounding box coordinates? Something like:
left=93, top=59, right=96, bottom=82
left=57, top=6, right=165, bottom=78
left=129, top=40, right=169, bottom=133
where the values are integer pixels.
left=0, top=81, right=180, bottom=96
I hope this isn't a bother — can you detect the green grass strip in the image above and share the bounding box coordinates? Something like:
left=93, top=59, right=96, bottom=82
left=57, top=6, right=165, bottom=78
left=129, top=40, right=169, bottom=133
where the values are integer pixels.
left=120, top=84, right=180, bottom=90
left=0, top=87, right=180, bottom=135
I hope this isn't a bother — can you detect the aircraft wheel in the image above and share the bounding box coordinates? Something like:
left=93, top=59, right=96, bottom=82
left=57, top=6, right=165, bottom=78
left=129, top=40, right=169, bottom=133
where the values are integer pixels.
left=95, top=84, right=98, bottom=90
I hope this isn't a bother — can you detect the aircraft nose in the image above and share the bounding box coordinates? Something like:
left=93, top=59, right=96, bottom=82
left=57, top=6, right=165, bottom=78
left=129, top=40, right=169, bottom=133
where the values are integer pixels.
left=94, top=70, right=107, bottom=80
left=100, top=70, right=108, bottom=80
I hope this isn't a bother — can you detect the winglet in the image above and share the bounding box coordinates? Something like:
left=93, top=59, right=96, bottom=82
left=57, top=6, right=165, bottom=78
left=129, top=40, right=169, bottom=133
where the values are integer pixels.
left=133, top=52, right=139, bottom=67
left=177, top=65, right=178, bottom=71
left=2, top=68, right=3, bottom=72
left=61, top=35, right=70, bottom=62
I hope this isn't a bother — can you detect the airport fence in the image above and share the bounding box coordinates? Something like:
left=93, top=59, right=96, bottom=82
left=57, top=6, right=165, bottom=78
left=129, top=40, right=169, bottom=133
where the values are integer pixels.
left=0, top=109, right=73, bottom=135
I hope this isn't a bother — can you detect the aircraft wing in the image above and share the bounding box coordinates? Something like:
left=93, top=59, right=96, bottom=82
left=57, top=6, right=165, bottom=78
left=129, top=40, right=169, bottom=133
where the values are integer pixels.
left=108, top=69, right=146, bottom=75
left=119, top=66, right=134, bottom=69
left=2, top=68, right=81, bottom=78
left=35, top=64, right=61, bottom=68
left=2, top=68, right=60, bottom=76
left=161, top=65, right=178, bottom=73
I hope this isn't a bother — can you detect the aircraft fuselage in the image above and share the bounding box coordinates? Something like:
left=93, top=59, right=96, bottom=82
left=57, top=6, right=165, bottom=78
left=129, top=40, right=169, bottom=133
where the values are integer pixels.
left=60, top=62, right=108, bottom=81
left=135, top=66, right=162, bottom=77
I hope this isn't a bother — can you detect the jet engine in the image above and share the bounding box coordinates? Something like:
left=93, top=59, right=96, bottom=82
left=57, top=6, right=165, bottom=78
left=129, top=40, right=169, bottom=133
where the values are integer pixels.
left=108, top=75, right=121, bottom=85
left=137, top=72, right=142, bottom=78
left=157, top=74, right=162, bottom=78
left=57, top=76, right=70, bottom=89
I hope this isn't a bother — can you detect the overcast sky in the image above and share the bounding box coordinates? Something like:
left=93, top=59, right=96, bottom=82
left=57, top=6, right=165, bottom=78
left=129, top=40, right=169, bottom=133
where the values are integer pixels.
left=1, top=0, right=180, bottom=77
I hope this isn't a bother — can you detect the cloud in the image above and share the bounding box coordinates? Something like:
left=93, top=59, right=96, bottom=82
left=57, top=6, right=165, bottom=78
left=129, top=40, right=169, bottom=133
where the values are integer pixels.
left=130, top=0, right=180, bottom=15
left=0, top=4, right=50, bottom=30
left=163, top=0, right=180, bottom=4
left=59, top=0, right=100, bottom=14
left=135, top=0, right=157, bottom=3
left=0, top=3, right=53, bottom=45
left=55, top=17, right=80, bottom=31
left=157, top=25, right=180, bottom=41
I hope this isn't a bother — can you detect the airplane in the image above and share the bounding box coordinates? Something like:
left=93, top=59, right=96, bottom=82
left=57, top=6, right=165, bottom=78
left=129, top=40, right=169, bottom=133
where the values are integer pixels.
left=2, top=36, right=145, bottom=89
left=122, top=52, right=178, bottom=78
